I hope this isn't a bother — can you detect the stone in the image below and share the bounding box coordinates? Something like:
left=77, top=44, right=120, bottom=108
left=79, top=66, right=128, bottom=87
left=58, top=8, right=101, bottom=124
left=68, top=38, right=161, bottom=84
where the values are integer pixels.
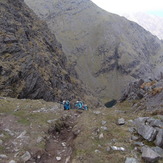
left=93, top=111, right=101, bottom=115
left=17, top=131, right=27, bottom=139
left=141, top=147, right=160, bottom=163
left=56, top=156, right=61, bottom=161
left=151, top=146, right=163, bottom=158
left=131, top=135, right=139, bottom=141
left=101, top=126, right=108, bottom=131
left=118, top=118, right=125, bottom=125
left=134, top=117, right=149, bottom=124
left=61, top=142, right=66, bottom=147
left=4, top=129, right=14, bottom=136
left=128, top=120, right=134, bottom=124
left=133, top=142, right=144, bottom=146
left=102, top=120, right=107, bottom=125
left=37, top=136, right=43, bottom=143
left=47, top=119, right=57, bottom=124
left=9, top=160, right=16, bottom=163
left=99, top=133, right=104, bottom=139
left=111, top=146, right=125, bottom=151
left=0, top=134, right=4, bottom=137
left=65, top=156, right=70, bottom=163
left=155, top=129, right=163, bottom=148
left=21, top=151, right=31, bottom=162
left=0, top=154, right=8, bottom=159
left=128, top=127, right=135, bottom=133
left=95, top=149, right=101, bottom=153
left=125, top=157, right=138, bottom=163
left=148, top=119, right=163, bottom=128
left=134, top=119, right=157, bottom=141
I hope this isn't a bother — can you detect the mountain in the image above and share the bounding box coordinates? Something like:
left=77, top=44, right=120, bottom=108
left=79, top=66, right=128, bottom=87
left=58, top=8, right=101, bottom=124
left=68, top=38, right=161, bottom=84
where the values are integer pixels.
left=24, top=0, right=163, bottom=100
left=122, top=12, right=163, bottom=40
left=0, top=0, right=94, bottom=103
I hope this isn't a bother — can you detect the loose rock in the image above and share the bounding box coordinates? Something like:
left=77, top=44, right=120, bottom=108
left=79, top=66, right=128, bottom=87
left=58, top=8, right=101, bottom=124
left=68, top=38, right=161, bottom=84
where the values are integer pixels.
left=125, top=157, right=138, bottom=163
left=118, top=118, right=125, bottom=125
left=95, top=149, right=101, bottom=153
left=56, top=156, right=61, bottom=161
left=101, top=126, right=108, bottom=131
left=111, top=146, right=125, bottom=151
left=21, top=151, right=31, bottom=162
left=93, top=111, right=101, bottom=115
left=0, top=154, right=8, bottom=159
left=134, top=118, right=157, bottom=141
left=131, top=135, right=139, bottom=141
left=99, top=133, right=104, bottom=139
left=155, top=129, right=163, bottom=148
left=102, top=120, right=107, bottom=125
left=141, top=147, right=160, bottom=163
left=9, top=160, right=16, bottom=163
left=151, top=146, right=163, bottom=158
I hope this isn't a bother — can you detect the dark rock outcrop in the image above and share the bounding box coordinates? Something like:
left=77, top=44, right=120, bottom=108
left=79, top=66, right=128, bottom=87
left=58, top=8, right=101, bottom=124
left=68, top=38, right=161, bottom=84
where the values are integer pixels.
left=120, top=77, right=163, bottom=112
left=0, top=0, right=92, bottom=102
left=134, top=118, right=157, bottom=142
left=134, top=117, right=163, bottom=148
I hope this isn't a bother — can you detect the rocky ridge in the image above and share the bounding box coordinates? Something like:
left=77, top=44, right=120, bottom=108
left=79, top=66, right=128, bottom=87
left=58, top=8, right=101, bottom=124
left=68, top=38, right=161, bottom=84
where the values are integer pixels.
left=123, top=12, right=163, bottom=40
left=0, top=0, right=94, bottom=103
left=120, top=73, right=163, bottom=112
left=25, top=0, right=163, bottom=100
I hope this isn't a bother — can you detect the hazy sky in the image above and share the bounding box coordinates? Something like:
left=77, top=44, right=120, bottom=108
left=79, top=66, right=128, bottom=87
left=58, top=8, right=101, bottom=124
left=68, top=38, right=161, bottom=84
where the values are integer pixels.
left=91, top=0, right=163, bottom=16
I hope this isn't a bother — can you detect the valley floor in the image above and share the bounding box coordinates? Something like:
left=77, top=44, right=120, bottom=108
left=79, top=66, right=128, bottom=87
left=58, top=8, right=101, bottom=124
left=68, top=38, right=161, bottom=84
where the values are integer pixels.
left=0, top=97, right=162, bottom=163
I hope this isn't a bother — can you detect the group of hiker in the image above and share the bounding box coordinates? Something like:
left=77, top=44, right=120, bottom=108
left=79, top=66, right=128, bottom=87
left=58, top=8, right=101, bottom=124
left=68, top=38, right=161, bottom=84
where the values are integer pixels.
left=61, top=100, right=88, bottom=110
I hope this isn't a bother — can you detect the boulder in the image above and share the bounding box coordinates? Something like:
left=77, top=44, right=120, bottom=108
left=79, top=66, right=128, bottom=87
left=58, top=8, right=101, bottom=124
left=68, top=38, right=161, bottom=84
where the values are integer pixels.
left=151, top=146, right=163, bottom=158
left=148, top=119, right=163, bottom=128
left=155, top=129, right=163, bottom=148
left=142, top=147, right=160, bottom=163
left=134, top=118, right=157, bottom=141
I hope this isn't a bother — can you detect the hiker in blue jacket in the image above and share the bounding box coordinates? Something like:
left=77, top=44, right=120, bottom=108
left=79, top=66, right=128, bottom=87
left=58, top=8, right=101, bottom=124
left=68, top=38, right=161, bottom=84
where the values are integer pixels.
left=62, top=100, right=70, bottom=110
left=75, top=101, right=81, bottom=109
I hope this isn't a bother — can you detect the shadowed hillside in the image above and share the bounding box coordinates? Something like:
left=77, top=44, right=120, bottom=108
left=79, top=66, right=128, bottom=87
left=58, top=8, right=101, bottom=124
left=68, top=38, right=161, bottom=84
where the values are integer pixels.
left=25, top=0, right=163, bottom=101
left=0, top=0, right=94, bottom=103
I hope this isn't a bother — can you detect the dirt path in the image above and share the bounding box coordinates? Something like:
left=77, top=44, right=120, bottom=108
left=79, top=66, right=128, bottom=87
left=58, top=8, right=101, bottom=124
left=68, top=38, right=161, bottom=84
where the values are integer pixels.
left=30, top=110, right=82, bottom=163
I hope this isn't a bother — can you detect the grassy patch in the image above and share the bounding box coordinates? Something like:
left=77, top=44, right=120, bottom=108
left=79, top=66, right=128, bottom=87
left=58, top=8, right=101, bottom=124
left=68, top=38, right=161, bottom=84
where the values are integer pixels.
left=0, top=145, right=4, bottom=153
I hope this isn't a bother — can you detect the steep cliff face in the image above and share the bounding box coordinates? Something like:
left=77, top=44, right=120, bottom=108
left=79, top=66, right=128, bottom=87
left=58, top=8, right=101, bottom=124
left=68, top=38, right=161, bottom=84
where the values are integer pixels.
left=25, top=0, right=163, bottom=100
left=0, top=0, right=90, bottom=102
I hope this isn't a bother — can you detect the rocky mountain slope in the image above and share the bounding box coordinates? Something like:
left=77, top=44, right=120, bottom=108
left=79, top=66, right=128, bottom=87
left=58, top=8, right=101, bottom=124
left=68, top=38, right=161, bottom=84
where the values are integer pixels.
left=123, top=12, right=163, bottom=40
left=0, top=0, right=94, bottom=103
left=0, top=95, right=162, bottom=163
left=25, top=0, right=163, bottom=100
left=120, top=73, right=163, bottom=113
